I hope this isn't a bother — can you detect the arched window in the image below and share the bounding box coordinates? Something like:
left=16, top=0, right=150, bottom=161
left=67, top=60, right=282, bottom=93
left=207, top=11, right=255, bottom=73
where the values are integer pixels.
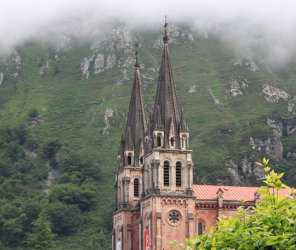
left=164, top=161, right=170, bottom=186
left=170, top=137, right=174, bottom=147
left=127, top=154, right=132, bottom=165
left=198, top=221, right=203, bottom=235
left=140, top=157, right=143, bottom=165
left=157, top=134, right=161, bottom=147
left=134, top=178, right=139, bottom=197
left=176, top=162, right=182, bottom=187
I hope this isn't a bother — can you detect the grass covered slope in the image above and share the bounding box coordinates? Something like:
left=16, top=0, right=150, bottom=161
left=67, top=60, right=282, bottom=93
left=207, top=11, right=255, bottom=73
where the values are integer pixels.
left=0, top=23, right=296, bottom=248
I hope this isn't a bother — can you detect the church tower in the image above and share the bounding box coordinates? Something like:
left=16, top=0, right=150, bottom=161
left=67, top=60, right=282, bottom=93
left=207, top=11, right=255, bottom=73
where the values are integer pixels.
left=113, top=44, right=146, bottom=250
left=113, top=18, right=195, bottom=250
left=139, top=17, right=195, bottom=250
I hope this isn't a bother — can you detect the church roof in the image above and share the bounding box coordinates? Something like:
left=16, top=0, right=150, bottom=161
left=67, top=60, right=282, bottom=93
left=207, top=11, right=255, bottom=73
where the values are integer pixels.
left=193, top=184, right=292, bottom=201
left=151, top=18, right=180, bottom=148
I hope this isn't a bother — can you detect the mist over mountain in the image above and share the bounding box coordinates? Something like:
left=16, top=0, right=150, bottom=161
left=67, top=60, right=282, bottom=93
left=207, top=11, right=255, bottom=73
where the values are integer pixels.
left=2, top=0, right=296, bottom=64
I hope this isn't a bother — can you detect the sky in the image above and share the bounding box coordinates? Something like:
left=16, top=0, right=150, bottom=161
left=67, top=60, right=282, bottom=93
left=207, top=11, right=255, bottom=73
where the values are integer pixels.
left=1, top=0, right=296, bottom=62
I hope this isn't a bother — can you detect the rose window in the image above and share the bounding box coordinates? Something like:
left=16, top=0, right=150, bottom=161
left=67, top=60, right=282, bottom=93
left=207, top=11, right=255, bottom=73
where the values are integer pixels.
left=168, top=211, right=181, bottom=224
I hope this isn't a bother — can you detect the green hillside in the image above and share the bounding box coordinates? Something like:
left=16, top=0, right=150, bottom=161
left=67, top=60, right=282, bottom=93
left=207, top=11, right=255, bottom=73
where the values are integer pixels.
left=0, top=23, right=296, bottom=249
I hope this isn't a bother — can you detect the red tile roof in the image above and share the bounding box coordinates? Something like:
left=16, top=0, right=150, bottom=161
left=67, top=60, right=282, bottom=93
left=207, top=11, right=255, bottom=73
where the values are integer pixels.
left=193, top=184, right=292, bottom=201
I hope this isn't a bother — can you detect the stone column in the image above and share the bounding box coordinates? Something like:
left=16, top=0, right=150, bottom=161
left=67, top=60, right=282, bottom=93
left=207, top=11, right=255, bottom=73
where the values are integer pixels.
left=171, top=165, right=176, bottom=190
left=115, top=186, right=118, bottom=211
left=141, top=167, right=145, bottom=199
left=188, top=213, right=194, bottom=239
left=155, top=160, right=160, bottom=194
left=187, top=162, right=194, bottom=196
left=122, top=181, right=126, bottom=205
left=126, top=178, right=131, bottom=208
left=156, top=212, right=162, bottom=250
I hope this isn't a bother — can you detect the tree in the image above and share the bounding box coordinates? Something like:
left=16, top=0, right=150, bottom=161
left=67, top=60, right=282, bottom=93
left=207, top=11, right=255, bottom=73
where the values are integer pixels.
left=170, top=158, right=296, bottom=250
left=45, top=202, right=81, bottom=235
left=26, top=211, right=56, bottom=250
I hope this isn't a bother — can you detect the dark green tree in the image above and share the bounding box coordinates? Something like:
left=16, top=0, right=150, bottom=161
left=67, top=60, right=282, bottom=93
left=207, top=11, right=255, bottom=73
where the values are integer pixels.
left=26, top=211, right=56, bottom=250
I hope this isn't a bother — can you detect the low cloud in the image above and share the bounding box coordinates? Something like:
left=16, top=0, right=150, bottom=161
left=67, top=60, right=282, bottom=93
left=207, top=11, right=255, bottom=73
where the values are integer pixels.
left=1, top=0, right=296, bottom=64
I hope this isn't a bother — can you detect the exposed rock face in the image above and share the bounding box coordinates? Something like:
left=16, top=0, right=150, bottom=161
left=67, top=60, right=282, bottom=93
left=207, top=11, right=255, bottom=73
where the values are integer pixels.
left=262, top=84, right=289, bottom=103
left=118, top=57, right=134, bottom=68
left=12, top=73, right=19, bottom=78
left=106, top=55, right=117, bottom=69
left=0, top=72, right=3, bottom=85
left=226, top=81, right=248, bottom=97
left=12, top=50, right=21, bottom=66
left=91, top=25, right=135, bottom=52
left=44, top=162, right=59, bottom=196
left=287, top=152, right=296, bottom=158
left=286, top=122, right=296, bottom=135
left=288, top=101, right=296, bottom=114
left=227, top=167, right=243, bottom=185
left=267, top=118, right=283, bottom=138
left=153, top=35, right=178, bottom=48
left=152, top=24, right=193, bottom=48
left=226, top=156, right=264, bottom=184
left=208, top=88, right=221, bottom=105
left=233, top=59, right=259, bottom=72
left=39, top=61, right=49, bottom=74
left=94, top=54, right=105, bottom=74
left=114, top=80, right=123, bottom=86
left=147, top=67, right=159, bottom=72
left=141, top=74, right=154, bottom=83
left=102, top=108, right=114, bottom=135
left=79, top=57, right=93, bottom=79
left=188, top=86, right=198, bottom=93
left=250, top=118, right=283, bottom=161
left=250, top=137, right=283, bottom=161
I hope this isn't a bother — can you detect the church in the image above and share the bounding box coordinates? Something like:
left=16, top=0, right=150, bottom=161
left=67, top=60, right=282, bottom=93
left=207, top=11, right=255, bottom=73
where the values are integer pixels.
left=112, top=20, right=290, bottom=250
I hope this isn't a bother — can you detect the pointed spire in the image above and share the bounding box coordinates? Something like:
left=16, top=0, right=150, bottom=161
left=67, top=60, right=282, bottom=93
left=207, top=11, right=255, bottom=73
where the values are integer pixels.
left=180, top=107, right=188, bottom=132
left=122, top=44, right=147, bottom=166
left=156, top=106, right=162, bottom=130
left=152, top=17, right=180, bottom=148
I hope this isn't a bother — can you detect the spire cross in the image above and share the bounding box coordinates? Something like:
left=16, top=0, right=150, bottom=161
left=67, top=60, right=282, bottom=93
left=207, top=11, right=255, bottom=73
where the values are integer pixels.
left=163, top=15, right=169, bottom=44
left=134, top=43, right=139, bottom=69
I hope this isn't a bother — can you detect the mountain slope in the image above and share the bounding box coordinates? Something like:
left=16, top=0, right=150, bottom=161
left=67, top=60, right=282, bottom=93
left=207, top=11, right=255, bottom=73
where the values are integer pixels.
left=0, top=23, right=296, bottom=249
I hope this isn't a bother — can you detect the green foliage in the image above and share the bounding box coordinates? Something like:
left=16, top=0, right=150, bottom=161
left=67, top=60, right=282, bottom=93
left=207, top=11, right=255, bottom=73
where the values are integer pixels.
left=0, top=199, right=26, bottom=246
left=26, top=210, right=56, bottom=250
left=60, top=153, right=102, bottom=182
left=170, top=158, right=296, bottom=250
left=45, top=202, right=81, bottom=235
left=49, top=183, right=97, bottom=211
left=42, top=140, right=61, bottom=159
left=28, top=109, right=39, bottom=119
left=87, top=230, right=108, bottom=250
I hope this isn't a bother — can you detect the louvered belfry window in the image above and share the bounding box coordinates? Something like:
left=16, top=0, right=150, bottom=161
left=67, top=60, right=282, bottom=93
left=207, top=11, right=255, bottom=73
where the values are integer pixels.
left=164, top=161, right=170, bottom=186
left=134, top=178, right=139, bottom=197
left=176, top=162, right=182, bottom=187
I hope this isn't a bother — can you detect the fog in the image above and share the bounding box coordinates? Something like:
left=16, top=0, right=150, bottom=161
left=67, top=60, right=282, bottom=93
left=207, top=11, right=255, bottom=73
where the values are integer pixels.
left=1, top=0, right=296, bottom=63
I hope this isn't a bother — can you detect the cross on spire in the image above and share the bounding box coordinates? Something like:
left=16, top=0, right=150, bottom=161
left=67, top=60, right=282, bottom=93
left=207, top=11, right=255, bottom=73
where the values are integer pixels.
left=134, top=43, right=139, bottom=69
left=163, top=15, right=169, bottom=44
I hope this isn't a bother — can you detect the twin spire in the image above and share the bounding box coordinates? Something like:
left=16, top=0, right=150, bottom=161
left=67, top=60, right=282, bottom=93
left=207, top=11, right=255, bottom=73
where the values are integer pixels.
left=119, top=17, right=188, bottom=168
